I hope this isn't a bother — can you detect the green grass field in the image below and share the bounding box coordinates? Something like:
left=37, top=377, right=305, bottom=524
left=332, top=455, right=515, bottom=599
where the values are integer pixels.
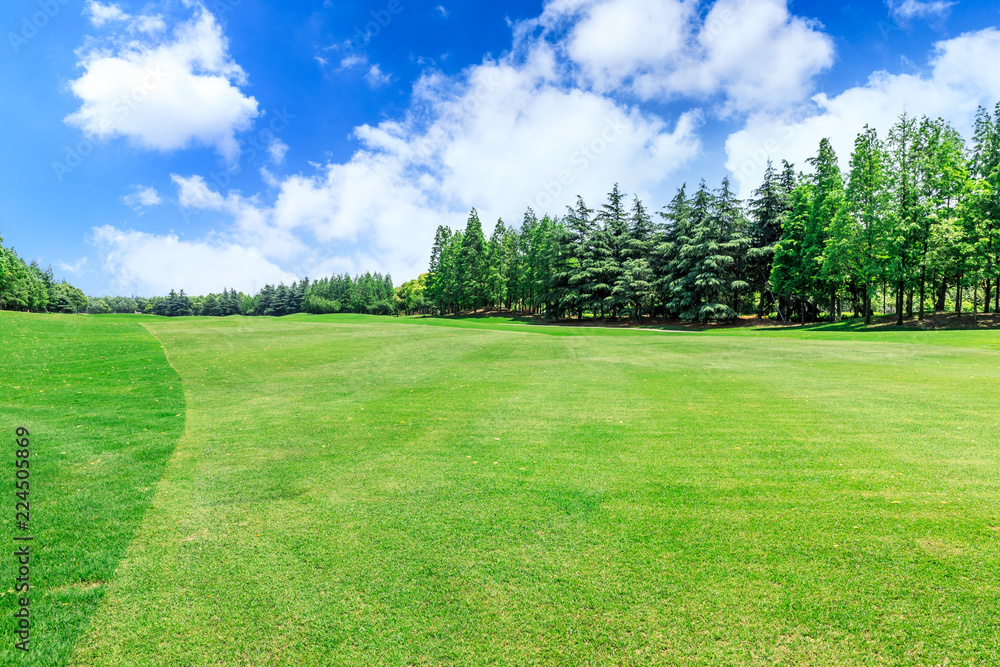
left=3, top=311, right=999, bottom=665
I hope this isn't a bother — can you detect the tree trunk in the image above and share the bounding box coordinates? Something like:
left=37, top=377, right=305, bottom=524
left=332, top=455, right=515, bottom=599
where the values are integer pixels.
left=864, top=289, right=872, bottom=326
left=956, top=278, right=962, bottom=315
left=829, top=286, right=837, bottom=322
left=935, top=278, right=947, bottom=312
left=896, top=281, right=904, bottom=326
left=906, top=290, right=913, bottom=318
left=919, top=268, right=926, bottom=320
left=974, top=283, right=979, bottom=323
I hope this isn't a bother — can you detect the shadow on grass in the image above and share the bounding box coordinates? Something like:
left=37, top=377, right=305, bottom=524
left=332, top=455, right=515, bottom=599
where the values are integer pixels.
left=412, top=309, right=709, bottom=332
left=753, top=312, right=1000, bottom=334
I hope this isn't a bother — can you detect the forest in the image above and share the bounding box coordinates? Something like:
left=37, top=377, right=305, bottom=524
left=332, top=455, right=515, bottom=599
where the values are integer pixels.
left=425, top=107, right=1000, bottom=324
left=0, top=234, right=87, bottom=313
left=84, top=272, right=399, bottom=317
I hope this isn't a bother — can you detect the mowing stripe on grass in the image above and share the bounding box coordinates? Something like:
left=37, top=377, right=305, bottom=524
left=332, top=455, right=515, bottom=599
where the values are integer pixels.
left=0, top=312, right=185, bottom=666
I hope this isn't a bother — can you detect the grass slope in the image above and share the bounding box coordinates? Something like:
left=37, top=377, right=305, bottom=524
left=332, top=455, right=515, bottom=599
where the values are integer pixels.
left=0, top=312, right=185, bottom=666
left=67, top=314, right=1000, bottom=665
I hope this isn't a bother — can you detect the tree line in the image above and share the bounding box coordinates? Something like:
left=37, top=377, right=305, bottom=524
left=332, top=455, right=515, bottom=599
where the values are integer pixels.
left=424, top=106, right=1000, bottom=324
left=86, top=272, right=400, bottom=317
left=0, top=234, right=87, bottom=313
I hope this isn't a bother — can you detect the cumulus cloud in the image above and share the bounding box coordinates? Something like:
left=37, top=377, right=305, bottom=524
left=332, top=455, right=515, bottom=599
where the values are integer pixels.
left=91, top=225, right=299, bottom=296
left=530, top=0, right=834, bottom=113
left=725, top=28, right=1000, bottom=197
left=122, top=185, right=163, bottom=211
left=65, top=4, right=259, bottom=161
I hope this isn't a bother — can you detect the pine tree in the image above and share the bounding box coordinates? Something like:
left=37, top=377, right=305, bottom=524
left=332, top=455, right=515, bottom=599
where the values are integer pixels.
left=713, top=177, right=752, bottom=315
left=610, top=197, right=654, bottom=322
left=747, top=161, right=795, bottom=317
left=772, top=185, right=814, bottom=322
left=596, top=184, right=629, bottom=317
left=485, top=220, right=507, bottom=309
left=653, top=185, right=692, bottom=319
left=806, top=138, right=846, bottom=321
left=561, top=196, right=595, bottom=318
left=885, top=112, right=921, bottom=324
left=427, top=225, right=452, bottom=313
left=458, top=209, right=486, bottom=311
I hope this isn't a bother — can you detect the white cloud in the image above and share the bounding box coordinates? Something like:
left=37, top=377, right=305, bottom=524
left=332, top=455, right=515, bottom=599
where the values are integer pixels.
left=65, top=4, right=259, bottom=162
left=436, top=5, right=450, bottom=18
left=58, top=257, right=89, bottom=275
left=888, top=0, right=955, bottom=22
left=135, top=14, right=168, bottom=34
left=91, top=225, right=299, bottom=295
left=268, top=139, right=289, bottom=164
left=530, top=0, right=834, bottom=113
left=170, top=174, right=306, bottom=260
left=725, top=28, right=1000, bottom=197
left=86, top=1, right=128, bottom=27
left=172, top=174, right=226, bottom=210
left=339, top=54, right=366, bottom=69
left=122, top=185, right=163, bottom=211
left=365, top=64, right=392, bottom=87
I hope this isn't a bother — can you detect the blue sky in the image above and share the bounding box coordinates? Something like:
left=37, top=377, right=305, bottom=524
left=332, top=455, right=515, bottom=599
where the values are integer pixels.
left=2, top=0, right=999, bottom=296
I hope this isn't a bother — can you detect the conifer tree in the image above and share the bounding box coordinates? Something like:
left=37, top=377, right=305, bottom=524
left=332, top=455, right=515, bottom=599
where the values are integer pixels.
left=806, top=138, right=846, bottom=321
left=458, top=208, right=486, bottom=311
left=886, top=112, right=921, bottom=324
left=747, top=161, right=795, bottom=317
left=836, top=125, right=890, bottom=324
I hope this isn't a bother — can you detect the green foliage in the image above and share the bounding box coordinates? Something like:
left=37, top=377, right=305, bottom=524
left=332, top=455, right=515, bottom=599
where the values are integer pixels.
left=0, top=239, right=67, bottom=312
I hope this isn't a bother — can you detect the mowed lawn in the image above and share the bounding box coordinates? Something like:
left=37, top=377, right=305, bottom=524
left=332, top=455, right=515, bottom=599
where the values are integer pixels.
left=5, top=313, right=1000, bottom=665
left=0, top=312, right=185, bottom=667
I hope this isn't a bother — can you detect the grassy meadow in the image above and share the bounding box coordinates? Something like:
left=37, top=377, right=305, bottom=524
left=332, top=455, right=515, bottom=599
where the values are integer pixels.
left=2, top=311, right=1000, bottom=664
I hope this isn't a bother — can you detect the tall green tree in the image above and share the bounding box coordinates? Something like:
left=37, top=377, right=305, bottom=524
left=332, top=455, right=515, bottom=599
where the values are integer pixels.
left=458, top=209, right=487, bottom=311
left=836, top=125, right=890, bottom=324
left=806, top=138, right=846, bottom=321
left=747, top=161, right=795, bottom=318
left=885, top=112, right=921, bottom=324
